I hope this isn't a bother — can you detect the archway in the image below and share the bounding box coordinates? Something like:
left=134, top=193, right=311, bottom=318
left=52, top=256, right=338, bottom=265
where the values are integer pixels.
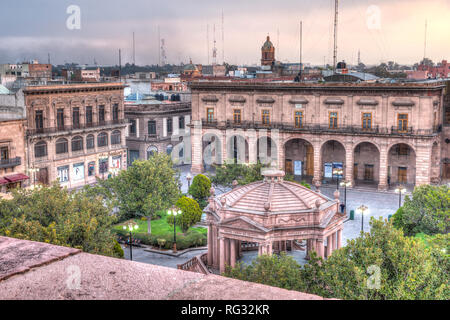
left=430, top=142, right=440, bottom=183
left=257, top=136, right=277, bottom=166
left=353, top=142, right=380, bottom=187
left=147, top=146, right=158, bottom=159
left=284, top=138, right=314, bottom=180
left=320, top=140, right=346, bottom=183
left=202, top=133, right=222, bottom=169
left=387, top=143, right=416, bottom=187
left=227, top=135, right=249, bottom=164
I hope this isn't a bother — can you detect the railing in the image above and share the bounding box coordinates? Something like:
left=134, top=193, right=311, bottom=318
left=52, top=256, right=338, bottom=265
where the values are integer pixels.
left=27, top=119, right=129, bottom=136
left=177, top=253, right=210, bottom=275
left=200, top=120, right=440, bottom=136
left=240, top=242, right=259, bottom=251
left=0, top=157, right=21, bottom=169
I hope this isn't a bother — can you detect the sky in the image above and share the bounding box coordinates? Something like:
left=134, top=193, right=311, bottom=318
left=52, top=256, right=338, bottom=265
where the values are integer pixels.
left=0, top=0, right=449, bottom=66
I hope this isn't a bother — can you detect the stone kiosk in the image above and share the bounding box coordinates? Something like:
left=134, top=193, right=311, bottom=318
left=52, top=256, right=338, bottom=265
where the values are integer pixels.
left=204, top=169, right=346, bottom=273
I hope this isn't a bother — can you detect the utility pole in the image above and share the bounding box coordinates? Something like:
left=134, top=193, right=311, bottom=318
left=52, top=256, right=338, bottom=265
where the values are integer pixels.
left=119, top=49, right=122, bottom=82
left=132, top=32, right=136, bottom=66
left=158, top=26, right=161, bottom=66
left=299, top=21, right=303, bottom=82
left=333, top=0, right=339, bottom=72
left=221, top=9, right=225, bottom=64
left=207, top=24, right=210, bottom=65
left=424, top=19, right=428, bottom=60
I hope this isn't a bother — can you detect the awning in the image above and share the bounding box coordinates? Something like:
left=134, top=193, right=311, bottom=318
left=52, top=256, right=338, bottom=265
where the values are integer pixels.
left=4, top=173, right=29, bottom=183
left=0, top=177, right=8, bottom=185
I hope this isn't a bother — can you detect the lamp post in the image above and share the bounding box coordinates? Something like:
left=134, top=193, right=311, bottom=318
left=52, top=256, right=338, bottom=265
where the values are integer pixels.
left=123, top=222, right=139, bottom=261
left=186, top=172, right=192, bottom=191
left=168, top=207, right=182, bottom=253
left=339, top=181, right=351, bottom=213
left=357, top=205, right=369, bottom=233
left=395, top=186, right=407, bottom=209
left=333, top=168, right=343, bottom=190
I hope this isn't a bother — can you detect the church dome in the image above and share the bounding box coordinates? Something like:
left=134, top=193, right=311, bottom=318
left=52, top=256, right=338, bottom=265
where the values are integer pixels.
left=336, top=61, right=347, bottom=69
left=217, top=169, right=332, bottom=214
left=262, top=36, right=274, bottom=50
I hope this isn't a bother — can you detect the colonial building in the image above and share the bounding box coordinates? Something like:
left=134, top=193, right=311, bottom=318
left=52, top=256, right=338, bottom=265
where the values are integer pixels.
left=190, top=81, right=447, bottom=190
left=125, top=101, right=191, bottom=165
left=24, top=83, right=128, bottom=188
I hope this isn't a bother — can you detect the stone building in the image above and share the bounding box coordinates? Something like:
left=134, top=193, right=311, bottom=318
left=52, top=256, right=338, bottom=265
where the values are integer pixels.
left=24, top=83, right=128, bottom=188
left=125, top=101, right=191, bottom=165
left=190, top=81, right=446, bottom=190
left=204, top=170, right=345, bottom=273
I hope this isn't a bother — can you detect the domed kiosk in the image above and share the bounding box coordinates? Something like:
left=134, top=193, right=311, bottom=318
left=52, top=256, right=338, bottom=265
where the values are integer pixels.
left=204, top=169, right=346, bottom=273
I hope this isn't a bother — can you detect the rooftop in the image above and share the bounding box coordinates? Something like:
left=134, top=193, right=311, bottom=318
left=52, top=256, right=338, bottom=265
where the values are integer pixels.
left=0, top=236, right=324, bottom=300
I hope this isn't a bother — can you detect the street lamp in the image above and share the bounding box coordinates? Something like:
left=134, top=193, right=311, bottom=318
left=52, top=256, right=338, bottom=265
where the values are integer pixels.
left=340, top=181, right=351, bottom=213
left=123, top=222, right=139, bottom=261
left=356, top=205, right=369, bottom=233
left=168, top=207, right=182, bottom=253
left=395, top=186, right=407, bottom=209
left=333, top=168, right=343, bottom=190
left=186, top=172, right=192, bottom=191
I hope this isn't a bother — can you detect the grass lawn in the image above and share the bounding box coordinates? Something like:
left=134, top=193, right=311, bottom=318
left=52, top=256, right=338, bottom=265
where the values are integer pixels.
left=113, top=214, right=206, bottom=237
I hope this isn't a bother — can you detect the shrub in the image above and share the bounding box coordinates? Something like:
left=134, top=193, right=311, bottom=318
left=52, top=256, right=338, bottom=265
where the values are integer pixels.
left=189, top=174, right=211, bottom=201
left=113, top=240, right=124, bottom=258
left=167, top=196, right=203, bottom=232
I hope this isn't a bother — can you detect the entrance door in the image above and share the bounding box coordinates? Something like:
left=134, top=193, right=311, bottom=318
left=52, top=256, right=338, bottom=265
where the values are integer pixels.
left=36, top=167, right=48, bottom=185
left=445, top=163, right=450, bottom=179
left=364, top=165, right=374, bottom=181
left=306, top=145, right=314, bottom=176
left=353, top=163, right=358, bottom=181
left=285, top=159, right=293, bottom=174
left=398, top=167, right=407, bottom=184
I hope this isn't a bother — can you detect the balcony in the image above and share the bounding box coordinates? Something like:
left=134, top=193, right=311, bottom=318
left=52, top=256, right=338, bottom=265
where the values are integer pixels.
left=27, top=119, right=129, bottom=136
left=0, top=157, right=21, bottom=169
left=200, top=120, right=440, bottom=137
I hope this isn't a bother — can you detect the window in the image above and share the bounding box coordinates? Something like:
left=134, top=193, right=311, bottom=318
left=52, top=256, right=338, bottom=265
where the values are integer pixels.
left=97, top=132, right=108, bottom=147
left=55, top=138, right=68, bottom=154
left=398, top=114, right=408, bottom=132
left=86, top=106, right=93, bottom=126
left=72, top=163, right=85, bottom=181
left=233, top=109, right=241, bottom=124
left=98, top=105, right=105, bottom=124
left=35, top=110, right=44, bottom=131
left=111, top=130, right=121, bottom=145
left=148, top=120, right=156, bottom=135
left=362, top=113, right=372, bottom=129
left=397, top=144, right=409, bottom=156
left=167, top=118, right=173, bottom=134
left=86, top=134, right=95, bottom=149
left=129, top=119, right=137, bottom=135
left=35, top=141, right=47, bottom=158
left=57, top=166, right=69, bottom=183
left=71, top=136, right=83, bottom=152
left=113, top=104, right=119, bottom=122
left=166, top=144, right=173, bottom=155
left=207, top=108, right=214, bottom=123
left=129, top=150, right=140, bottom=165
left=262, top=110, right=270, bottom=125
left=147, top=146, right=157, bottom=159
left=99, top=158, right=108, bottom=174
left=294, top=111, right=303, bottom=128
left=1, top=147, right=9, bottom=161
left=57, top=109, right=64, bottom=129
left=179, top=116, right=185, bottom=130
left=72, top=107, right=80, bottom=129
left=329, top=112, right=338, bottom=129
left=88, top=162, right=95, bottom=176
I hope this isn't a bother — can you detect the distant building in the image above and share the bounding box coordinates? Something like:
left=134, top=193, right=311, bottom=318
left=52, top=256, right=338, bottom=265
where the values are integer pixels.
left=418, top=60, right=450, bottom=79
left=261, top=36, right=275, bottom=67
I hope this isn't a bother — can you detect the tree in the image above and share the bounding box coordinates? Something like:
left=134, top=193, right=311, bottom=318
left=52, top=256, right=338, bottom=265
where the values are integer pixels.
left=189, top=174, right=211, bottom=206
left=392, top=185, right=449, bottom=236
left=167, top=196, right=203, bottom=232
left=0, top=183, right=121, bottom=257
left=209, top=162, right=265, bottom=189
left=96, top=153, right=180, bottom=234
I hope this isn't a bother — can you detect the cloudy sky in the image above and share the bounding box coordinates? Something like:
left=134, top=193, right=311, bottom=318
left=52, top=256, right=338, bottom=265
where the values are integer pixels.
left=0, top=0, right=449, bottom=66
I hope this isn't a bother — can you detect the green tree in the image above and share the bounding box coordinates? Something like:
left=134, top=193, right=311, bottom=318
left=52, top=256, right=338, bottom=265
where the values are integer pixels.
left=189, top=174, right=211, bottom=205
left=0, top=183, right=121, bottom=257
left=392, top=185, right=449, bottom=236
left=96, top=153, right=180, bottom=234
left=167, top=196, right=203, bottom=232
left=209, top=162, right=265, bottom=188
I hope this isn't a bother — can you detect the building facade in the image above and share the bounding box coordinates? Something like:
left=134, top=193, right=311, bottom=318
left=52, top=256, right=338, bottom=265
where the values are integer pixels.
left=24, top=83, right=128, bottom=189
left=190, top=81, right=447, bottom=190
left=125, top=102, right=191, bottom=165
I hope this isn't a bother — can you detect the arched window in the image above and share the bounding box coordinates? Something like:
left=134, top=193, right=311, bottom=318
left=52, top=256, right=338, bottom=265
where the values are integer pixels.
left=34, top=141, right=47, bottom=158
left=147, top=146, right=157, bottom=159
left=55, top=138, right=68, bottom=154
left=97, top=132, right=108, bottom=147
left=166, top=144, right=173, bottom=155
left=86, top=134, right=95, bottom=149
left=71, top=136, right=83, bottom=152
left=111, top=130, right=121, bottom=145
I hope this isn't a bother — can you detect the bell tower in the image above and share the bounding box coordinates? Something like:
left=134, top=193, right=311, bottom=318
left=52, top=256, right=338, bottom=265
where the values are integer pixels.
left=261, top=35, right=275, bottom=66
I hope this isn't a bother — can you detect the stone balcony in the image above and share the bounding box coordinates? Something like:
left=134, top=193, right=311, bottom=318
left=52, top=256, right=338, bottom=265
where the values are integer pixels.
left=26, top=119, right=129, bottom=137
left=0, top=236, right=325, bottom=300
left=0, top=157, right=21, bottom=169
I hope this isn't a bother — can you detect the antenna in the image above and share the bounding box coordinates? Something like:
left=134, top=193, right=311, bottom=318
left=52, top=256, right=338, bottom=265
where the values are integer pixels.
left=424, top=19, right=428, bottom=60
left=158, top=26, right=161, bottom=66
left=119, top=49, right=122, bottom=82
left=160, top=38, right=167, bottom=66
left=132, top=32, right=136, bottom=65
left=299, top=21, right=303, bottom=82
left=358, top=49, right=361, bottom=65
left=277, top=28, right=280, bottom=60
left=47, top=53, right=50, bottom=65
left=333, top=0, right=339, bottom=72
left=221, top=10, right=225, bottom=64
left=212, top=24, right=217, bottom=65
left=207, top=24, right=210, bottom=65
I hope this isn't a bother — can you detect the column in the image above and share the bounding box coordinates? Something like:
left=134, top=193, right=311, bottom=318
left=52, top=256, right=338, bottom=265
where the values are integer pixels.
left=326, top=235, right=332, bottom=258
left=225, top=238, right=230, bottom=266
left=312, top=141, right=321, bottom=185
left=238, top=240, right=242, bottom=258
left=331, top=232, right=336, bottom=250
left=258, top=243, right=263, bottom=256
left=248, top=130, right=257, bottom=165
left=191, top=121, right=203, bottom=173
left=415, top=144, right=432, bottom=186
left=378, top=143, right=388, bottom=191
left=337, top=229, right=342, bottom=249
left=345, top=142, right=354, bottom=186
left=230, top=239, right=236, bottom=268
left=163, top=118, right=167, bottom=137
left=268, top=241, right=273, bottom=256
left=317, top=238, right=324, bottom=259
left=219, top=237, right=225, bottom=274
left=207, top=224, right=213, bottom=266
left=306, top=239, right=310, bottom=259
left=173, top=116, right=179, bottom=136
left=221, top=131, right=228, bottom=165
left=310, top=239, right=317, bottom=257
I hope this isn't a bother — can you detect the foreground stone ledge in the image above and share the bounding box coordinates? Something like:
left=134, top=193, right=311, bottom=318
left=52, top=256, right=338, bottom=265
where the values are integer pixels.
left=0, top=237, right=324, bottom=300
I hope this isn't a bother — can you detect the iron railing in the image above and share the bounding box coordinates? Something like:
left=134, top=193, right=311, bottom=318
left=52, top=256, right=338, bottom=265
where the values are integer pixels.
left=27, top=119, right=129, bottom=136
left=0, top=157, right=21, bottom=169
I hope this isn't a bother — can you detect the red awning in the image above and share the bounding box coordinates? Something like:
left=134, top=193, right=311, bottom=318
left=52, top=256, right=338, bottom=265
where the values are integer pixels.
left=4, top=173, right=29, bottom=183
left=0, top=177, right=8, bottom=185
